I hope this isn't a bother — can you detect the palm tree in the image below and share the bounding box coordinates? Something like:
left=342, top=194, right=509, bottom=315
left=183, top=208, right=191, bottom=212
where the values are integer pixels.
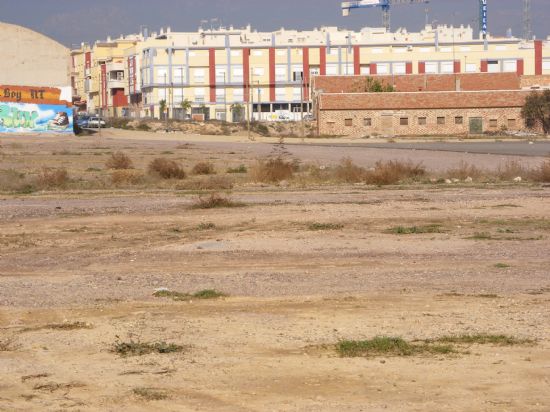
left=159, top=99, right=167, bottom=120
left=180, top=99, right=192, bottom=120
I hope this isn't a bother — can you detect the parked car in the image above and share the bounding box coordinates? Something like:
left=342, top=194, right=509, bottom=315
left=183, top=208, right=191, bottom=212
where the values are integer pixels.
left=76, top=115, right=90, bottom=128
left=87, top=117, right=107, bottom=128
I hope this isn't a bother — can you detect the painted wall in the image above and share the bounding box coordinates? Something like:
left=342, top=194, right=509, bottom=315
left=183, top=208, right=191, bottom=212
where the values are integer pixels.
left=0, top=85, right=73, bottom=134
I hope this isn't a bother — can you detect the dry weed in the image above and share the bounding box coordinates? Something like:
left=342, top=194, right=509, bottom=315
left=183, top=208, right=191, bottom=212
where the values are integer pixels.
left=191, top=162, right=216, bottom=175
left=37, top=167, right=69, bottom=188
left=105, top=151, right=134, bottom=170
left=250, top=157, right=294, bottom=183
left=531, top=159, right=550, bottom=182
left=175, top=175, right=234, bottom=190
left=148, top=158, right=186, bottom=180
left=446, top=161, right=484, bottom=181
left=334, top=158, right=367, bottom=183
left=365, top=160, right=426, bottom=185
left=111, top=170, right=145, bottom=185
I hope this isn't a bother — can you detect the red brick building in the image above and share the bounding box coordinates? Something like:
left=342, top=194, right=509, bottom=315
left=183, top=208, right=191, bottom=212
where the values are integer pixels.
left=313, top=73, right=550, bottom=137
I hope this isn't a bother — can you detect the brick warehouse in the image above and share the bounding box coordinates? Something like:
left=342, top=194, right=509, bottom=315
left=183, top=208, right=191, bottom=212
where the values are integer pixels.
left=316, top=89, right=533, bottom=137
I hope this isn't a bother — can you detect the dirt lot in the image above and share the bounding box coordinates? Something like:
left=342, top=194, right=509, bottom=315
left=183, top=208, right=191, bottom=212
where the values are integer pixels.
left=1, top=131, right=549, bottom=411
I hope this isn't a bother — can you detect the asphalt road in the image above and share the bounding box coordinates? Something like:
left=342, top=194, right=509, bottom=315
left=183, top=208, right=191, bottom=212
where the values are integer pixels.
left=354, top=141, right=550, bottom=157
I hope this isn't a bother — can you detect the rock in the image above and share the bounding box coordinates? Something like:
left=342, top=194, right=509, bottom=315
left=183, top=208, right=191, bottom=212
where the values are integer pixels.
left=445, top=179, right=452, bottom=184
left=451, top=178, right=460, bottom=183
left=514, top=176, right=522, bottom=182
left=279, top=180, right=289, bottom=188
left=465, top=177, right=473, bottom=183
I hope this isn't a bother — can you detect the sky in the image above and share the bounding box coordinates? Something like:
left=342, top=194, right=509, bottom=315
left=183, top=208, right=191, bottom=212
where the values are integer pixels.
left=1, top=0, right=548, bottom=46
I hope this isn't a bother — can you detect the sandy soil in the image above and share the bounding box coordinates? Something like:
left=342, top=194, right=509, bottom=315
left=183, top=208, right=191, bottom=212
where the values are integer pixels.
left=1, top=132, right=549, bottom=411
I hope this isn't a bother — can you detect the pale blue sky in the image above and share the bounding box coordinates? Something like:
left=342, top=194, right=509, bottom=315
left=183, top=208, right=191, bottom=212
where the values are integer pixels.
left=2, top=0, right=547, bottom=46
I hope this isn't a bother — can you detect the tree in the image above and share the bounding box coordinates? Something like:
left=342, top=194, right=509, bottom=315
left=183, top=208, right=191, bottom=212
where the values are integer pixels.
left=352, top=77, right=395, bottom=93
left=521, top=90, right=550, bottom=134
left=159, top=99, right=167, bottom=120
left=230, top=103, right=245, bottom=122
left=180, top=99, right=192, bottom=117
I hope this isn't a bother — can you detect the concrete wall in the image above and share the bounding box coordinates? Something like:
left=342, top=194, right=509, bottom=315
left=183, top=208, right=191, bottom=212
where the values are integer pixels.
left=0, top=22, right=70, bottom=88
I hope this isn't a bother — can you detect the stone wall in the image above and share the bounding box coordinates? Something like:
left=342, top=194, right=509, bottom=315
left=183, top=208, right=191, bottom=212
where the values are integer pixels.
left=319, top=107, right=524, bottom=137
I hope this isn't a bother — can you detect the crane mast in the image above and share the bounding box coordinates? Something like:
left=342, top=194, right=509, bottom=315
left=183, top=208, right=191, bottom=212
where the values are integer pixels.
left=342, top=0, right=430, bottom=32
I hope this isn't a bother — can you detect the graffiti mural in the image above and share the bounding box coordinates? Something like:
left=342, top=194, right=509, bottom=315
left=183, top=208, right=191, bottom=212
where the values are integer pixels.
left=0, top=85, right=73, bottom=134
left=0, top=102, right=73, bottom=133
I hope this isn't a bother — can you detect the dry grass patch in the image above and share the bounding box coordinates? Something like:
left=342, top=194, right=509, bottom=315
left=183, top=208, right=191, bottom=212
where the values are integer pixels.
left=446, top=161, right=484, bottom=181
left=0, top=338, right=18, bottom=352
left=386, top=224, right=443, bottom=234
left=251, top=157, right=294, bottom=183
left=337, top=337, right=455, bottom=358
left=308, top=222, right=344, bottom=231
left=0, top=169, right=35, bottom=193
left=111, top=169, right=145, bottom=185
left=191, top=193, right=245, bottom=209
left=105, top=151, right=133, bottom=170
left=531, top=158, right=550, bottom=182
left=176, top=175, right=234, bottom=190
left=433, top=334, right=534, bottom=346
left=365, top=160, right=426, bottom=185
left=153, top=289, right=227, bottom=301
left=22, top=321, right=93, bottom=333
left=133, top=387, right=169, bottom=401
left=148, top=158, right=186, bottom=179
left=113, top=339, right=185, bottom=357
left=37, top=167, right=69, bottom=189
left=334, top=158, right=367, bottom=183
left=191, top=162, right=216, bottom=175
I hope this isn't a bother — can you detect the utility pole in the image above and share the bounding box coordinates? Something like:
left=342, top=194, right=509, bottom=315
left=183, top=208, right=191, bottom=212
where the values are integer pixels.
left=247, top=67, right=252, bottom=140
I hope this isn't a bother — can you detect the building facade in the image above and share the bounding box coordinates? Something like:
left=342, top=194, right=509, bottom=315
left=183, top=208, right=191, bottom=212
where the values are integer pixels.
left=72, top=24, right=550, bottom=121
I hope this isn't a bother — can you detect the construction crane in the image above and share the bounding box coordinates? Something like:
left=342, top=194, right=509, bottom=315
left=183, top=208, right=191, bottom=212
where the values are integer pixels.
left=341, top=0, right=430, bottom=32
left=523, top=0, right=532, bottom=40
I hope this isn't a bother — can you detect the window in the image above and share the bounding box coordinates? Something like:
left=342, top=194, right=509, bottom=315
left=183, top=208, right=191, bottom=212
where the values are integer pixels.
left=194, top=68, right=205, bottom=83
left=503, top=60, right=517, bottom=73
left=543, top=60, right=550, bottom=70
left=329, top=48, right=339, bottom=56
left=194, top=88, right=205, bottom=103
left=158, top=88, right=166, bottom=103
left=215, top=66, right=227, bottom=83
left=173, top=89, right=183, bottom=104
left=275, top=87, right=286, bottom=101
left=441, top=61, right=454, bottom=74
left=230, top=50, right=241, bottom=57
left=371, top=48, right=383, bottom=54
left=276, top=50, right=286, bottom=56
left=292, top=87, right=302, bottom=101
left=466, top=63, right=477, bottom=73
left=425, top=62, right=438, bottom=74
left=326, top=64, right=338, bottom=75
left=507, top=119, right=517, bottom=128
left=400, top=117, right=409, bottom=126
left=252, top=50, right=263, bottom=57
left=360, top=66, right=371, bottom=75
left=489, top=119, right=498, bottom=128
left=393, top=62, right=406, bottom=75
left=216, top=88, right=225, bottom=101
left=253, top=67, right=265, bottom=76
left=487, top=61, right=500, bottom=73
left=437, top=117, right=446, bottom=125
left=173, top=66, right=185, bottom=83
left=342, top=64, right=354, bottom=76
left=275, top=65, right=287, bottom=81
left=232, top=65, right=244, bottom=82
left=345, top=118, right=353, bottom=126
left=364, top=118, right=372, bottom=126
left=418, top=117, right=427, bottom=125
left=376, top=63, right=389, bottom=75
left=292, top=65, right=304, bottom=81
left=157, top=67, right=168, bottom=83
left=233, top=88, right=244, bottom=102
left=455, top=116, right=464, bottom=125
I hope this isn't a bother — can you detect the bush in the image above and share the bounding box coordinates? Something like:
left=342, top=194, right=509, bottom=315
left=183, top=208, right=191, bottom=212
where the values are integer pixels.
left=252, top=123, right=270, bottom=137
left=191, top=193, right=245, bottom=209
left=148, top=158, right=186, bottom=179
left=334, top=158, right=367, bottom=183
left=136, top=123, right=151, bottom=131
left=531, top=159, right=550, bottom=182
left=191, top=162, right=215, bottom=175
left=496, top=160, right=527, bottom=181
left=365, top=160, right=426, bottom=185
left=111, top=170, right=144, bottom=185
left=105, top=151, right=133, bottom=170
left=251, top=157, right=294, bottom=183
left=446, top=161, right=483, bottom=181
left=37, top=167, right=69, bottom=188
left=227, top=164, right=247, bottom=174
left=0, top=169, right=34, bottom=193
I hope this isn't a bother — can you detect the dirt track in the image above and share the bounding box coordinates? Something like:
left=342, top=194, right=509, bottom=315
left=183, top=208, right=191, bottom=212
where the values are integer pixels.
left=1, top=132, right=549, bottom=411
